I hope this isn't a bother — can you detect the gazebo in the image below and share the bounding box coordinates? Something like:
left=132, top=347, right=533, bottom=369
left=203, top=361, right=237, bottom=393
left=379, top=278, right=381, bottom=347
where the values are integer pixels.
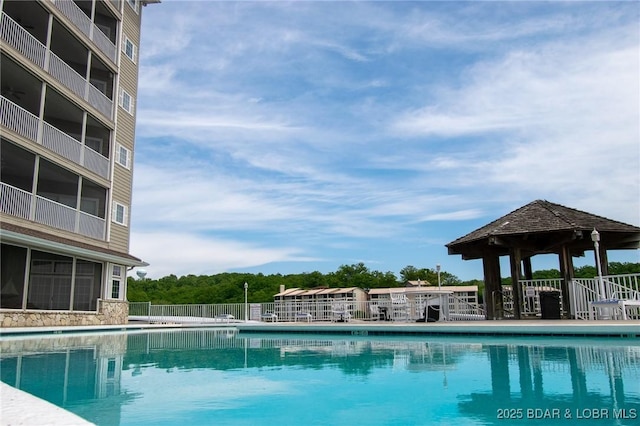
left=446, top=200, right=640, bottom=319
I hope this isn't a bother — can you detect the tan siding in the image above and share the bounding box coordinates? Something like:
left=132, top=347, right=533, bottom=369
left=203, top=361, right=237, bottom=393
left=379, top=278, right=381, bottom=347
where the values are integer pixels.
left=109, top=223, right=129, bottom=251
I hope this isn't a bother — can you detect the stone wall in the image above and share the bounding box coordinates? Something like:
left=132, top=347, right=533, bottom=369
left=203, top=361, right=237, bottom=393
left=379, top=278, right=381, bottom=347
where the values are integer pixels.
left=0, top=300, right=129, bottom=328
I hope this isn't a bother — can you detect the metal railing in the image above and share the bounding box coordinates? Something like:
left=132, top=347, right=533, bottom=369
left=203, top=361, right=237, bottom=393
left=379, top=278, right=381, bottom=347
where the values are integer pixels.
left=1, top=96, right=110, bottom=179
left=128, top=297, right=488, bottom=324
left=52, top=0, right=117, bottom=63
left=447, top=294, right=485, bottom=321
left=0, top=184, right=31, bottom=220
left=0, top=94, right=40, bottom=142
left=518, top=278, right=563, bottom=316
left=0, top=13, right=114, bottom=120
left=571, top=274, right=640, bottom=320
left=41, top=120, right=83, bottom=164
left=0, top=12, right=46, bottom=68
left=0, top=183, right=106, bottom=240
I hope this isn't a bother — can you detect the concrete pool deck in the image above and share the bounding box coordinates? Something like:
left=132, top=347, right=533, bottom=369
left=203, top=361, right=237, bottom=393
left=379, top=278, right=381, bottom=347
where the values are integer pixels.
left=1, top=318, right=639, bottom=337
left=1, top=319, right=639, bottom=425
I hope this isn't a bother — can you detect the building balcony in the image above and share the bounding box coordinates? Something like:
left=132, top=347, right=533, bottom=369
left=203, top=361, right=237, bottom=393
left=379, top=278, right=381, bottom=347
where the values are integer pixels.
left=0, top=12, right=114, bottom=121
left=1, top=96, right=110, bottom=179
left=51, top=0, right=118, bottom=64
left=1, top=182, right=106, bottom=241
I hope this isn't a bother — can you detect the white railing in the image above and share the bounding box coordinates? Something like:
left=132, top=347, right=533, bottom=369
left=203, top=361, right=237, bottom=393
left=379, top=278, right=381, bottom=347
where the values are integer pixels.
left=447, top=294, right=485, bottom=321
left=605, top=274, right=640, bottom=299
left=570, top=279, right=600, bottom=320
left=87, top=83, right=113, bottom=119
left=41, top=121, right=83, bottom=163
left=52, top=0, right=92, bottom=38
left=0, top=12, right=46, bottom=68
left=0, top=96, right=40, bottom=141
left=83, top=145, right=110, bottom=179
left=91, top=25, right=116, bottom=62
left=34, top=196, right=76, bottom=233
left=48, top=54, right=87, bottom=99
left=0, top=182, right=107, bottom=240
left=1, top=96, right=110, bottom=179
left=129, top=297, right=488, bottom=324
left=570, top=274, right=640, bottom=320
left=518, top=278, right=563, bottom=316
left=78, top=210, right=106, bottom=240
left=52, top=0, right=117, bottom=62
left=0, top=13, right=114, bottom=120
left=0, top=183, right=32, bottom=220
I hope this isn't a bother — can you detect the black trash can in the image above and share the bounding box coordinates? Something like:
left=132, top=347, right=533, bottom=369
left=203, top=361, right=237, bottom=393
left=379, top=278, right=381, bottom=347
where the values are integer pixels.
left=539, top=291, right=561, bottom=319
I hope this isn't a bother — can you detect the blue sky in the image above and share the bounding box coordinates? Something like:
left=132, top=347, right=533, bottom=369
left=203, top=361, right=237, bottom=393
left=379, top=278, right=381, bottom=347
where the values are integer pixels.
left=130, top=1, right=639, bottom=280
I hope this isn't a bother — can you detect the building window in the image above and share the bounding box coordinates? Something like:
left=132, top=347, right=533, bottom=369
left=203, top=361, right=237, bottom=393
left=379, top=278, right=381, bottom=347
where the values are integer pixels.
left=126, top=0, right=139, bottom=13
left=122, top=36, right=137, bottom=63
left=116, top=144, right=131, bottom=169
left=119, top=89, right=134, bottom=115
left=111, top=264, right=123, bottom=299
left=112, top=202, right=128, bottom=226
left=73, top=260, right=102, bottom=311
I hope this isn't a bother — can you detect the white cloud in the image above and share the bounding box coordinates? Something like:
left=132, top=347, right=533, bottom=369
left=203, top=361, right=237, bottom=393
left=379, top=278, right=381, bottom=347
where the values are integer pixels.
left=129, top=2, right=640, bottom=278
left=130, top=231, right=312, bottom=278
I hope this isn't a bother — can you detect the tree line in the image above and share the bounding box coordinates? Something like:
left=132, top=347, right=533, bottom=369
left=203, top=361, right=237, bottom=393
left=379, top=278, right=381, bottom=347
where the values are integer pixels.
left=127, top=261, right=640, bottom=305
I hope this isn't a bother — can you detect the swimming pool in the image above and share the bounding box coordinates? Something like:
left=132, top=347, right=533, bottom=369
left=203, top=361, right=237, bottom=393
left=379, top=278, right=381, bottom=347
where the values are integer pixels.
left=1, top=328, right=639, bottom=425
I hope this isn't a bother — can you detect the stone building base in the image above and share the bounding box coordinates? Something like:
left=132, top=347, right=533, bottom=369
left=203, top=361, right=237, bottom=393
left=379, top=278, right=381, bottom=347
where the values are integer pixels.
left=0, top=300, right=128, bottom=328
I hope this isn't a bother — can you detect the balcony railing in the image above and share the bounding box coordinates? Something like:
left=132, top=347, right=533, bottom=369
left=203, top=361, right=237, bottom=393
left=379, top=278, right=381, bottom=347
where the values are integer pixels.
left=1, top=96, right=110, bottom=179
left=0, top=11, right=46, bottom=68
left=0, top=96, right=39, bottom=141
left=51, top=0, right=117, bottom=63
left=0, top=184, right=31, bottom=220
left=0, top=182, right=106, bottom=240
left=0, top=12, right=114, bottom=121
left=41, top=120, right=83, bottom=164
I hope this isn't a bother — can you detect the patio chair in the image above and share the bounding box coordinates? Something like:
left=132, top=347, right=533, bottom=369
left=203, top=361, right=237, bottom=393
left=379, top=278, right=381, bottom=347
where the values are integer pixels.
left=390, top=293, right=409, bottom=321
left=331, top=302, right=351, bottom=322
left=589, top=290, right=640, bottom=320
left=370, top=304, right=381, bottom=321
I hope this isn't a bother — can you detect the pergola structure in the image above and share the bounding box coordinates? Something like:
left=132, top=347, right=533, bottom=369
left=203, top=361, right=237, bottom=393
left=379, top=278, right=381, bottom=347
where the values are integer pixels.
left=446, top=200, right=640, bottom=319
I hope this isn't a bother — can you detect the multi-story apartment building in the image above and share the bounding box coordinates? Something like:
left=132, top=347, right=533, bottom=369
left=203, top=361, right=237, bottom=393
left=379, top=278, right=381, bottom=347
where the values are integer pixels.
left=0, top=0, right=158, bottom=327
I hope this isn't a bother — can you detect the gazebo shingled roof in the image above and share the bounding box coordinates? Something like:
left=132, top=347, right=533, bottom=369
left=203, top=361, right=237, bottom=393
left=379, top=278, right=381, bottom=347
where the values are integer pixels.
left=445, top=200, right=640, bottom=320
left=447, top=200, right=640, bottom=260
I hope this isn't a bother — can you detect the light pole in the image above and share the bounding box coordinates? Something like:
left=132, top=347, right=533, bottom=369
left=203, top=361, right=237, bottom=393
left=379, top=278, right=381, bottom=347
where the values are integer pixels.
left=436, top=264, right=441, bottom=290
left=244, top=282, right=248, bottom=322
left=591, top=229, right=606, bottom=300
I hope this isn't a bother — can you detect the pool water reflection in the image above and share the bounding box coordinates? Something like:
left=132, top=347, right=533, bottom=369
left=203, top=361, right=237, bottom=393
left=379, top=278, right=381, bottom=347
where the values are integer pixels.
left=1, top=329, right=639, bottom=425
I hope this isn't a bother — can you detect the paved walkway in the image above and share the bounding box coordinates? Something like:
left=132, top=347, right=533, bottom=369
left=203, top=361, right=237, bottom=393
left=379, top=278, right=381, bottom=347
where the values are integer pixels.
left=1, top=382, right=94, bottom=426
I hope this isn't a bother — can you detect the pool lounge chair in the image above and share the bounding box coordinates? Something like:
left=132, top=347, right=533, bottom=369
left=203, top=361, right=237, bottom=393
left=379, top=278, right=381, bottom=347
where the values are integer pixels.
left=295, top=312, right=312, bottom=322
left=261, top=312, right=278, bottom=322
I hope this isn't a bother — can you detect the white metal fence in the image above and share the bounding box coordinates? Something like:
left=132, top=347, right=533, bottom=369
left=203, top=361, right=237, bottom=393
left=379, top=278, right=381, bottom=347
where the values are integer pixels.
left=129, top=275, right=639, bottom=324
left=128, top=296, right=486, bottom=324
left=571, top=274, right=640, bottom=320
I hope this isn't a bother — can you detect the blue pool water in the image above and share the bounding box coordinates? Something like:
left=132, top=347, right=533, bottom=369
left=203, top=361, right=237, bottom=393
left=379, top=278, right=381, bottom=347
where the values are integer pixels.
left=1, top=329, right=639, bottom=425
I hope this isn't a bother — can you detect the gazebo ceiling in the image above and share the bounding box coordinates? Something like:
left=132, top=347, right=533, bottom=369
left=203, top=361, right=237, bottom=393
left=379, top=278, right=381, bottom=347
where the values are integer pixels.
left=446, top=200, right=640, bottom=260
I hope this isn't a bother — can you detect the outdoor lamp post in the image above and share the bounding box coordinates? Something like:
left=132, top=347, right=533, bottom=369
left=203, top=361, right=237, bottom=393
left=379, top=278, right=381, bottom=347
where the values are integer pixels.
left=436, top=264, right=441, bottom=290
left=591, top=229, right=606, bottom=300
left=244, top=282, right=248, bottom=322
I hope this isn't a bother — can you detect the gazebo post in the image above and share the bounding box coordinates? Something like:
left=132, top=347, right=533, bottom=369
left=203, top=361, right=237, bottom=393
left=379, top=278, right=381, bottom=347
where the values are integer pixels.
left=558, top=245, right=574, bottom=318
left=522, top=258, right=533, bottom=280
left=482, top=252, right=502, bottom=320
left=509, top=248, right=523, bottom=319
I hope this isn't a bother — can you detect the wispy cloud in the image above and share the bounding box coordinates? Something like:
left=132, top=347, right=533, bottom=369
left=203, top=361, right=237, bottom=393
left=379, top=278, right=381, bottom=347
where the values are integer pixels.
left=131, top=1, right=639, bottom=278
